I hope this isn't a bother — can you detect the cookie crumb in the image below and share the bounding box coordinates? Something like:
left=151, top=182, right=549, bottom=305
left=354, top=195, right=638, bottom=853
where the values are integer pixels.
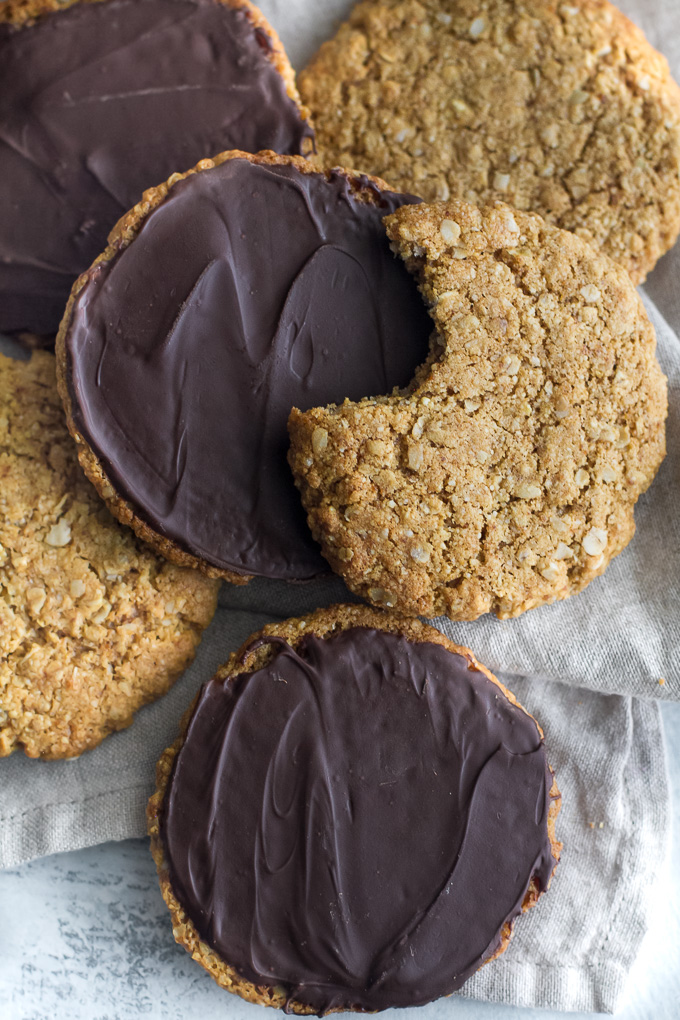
left=45, top=519, right=72, bottom=547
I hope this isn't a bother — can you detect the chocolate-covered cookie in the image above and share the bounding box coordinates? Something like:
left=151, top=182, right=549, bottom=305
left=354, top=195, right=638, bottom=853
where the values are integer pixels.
left=57, top=151, right=432, bottom=584
left=0, top=0, right=314, bottom=338
left=148, top=605, right=561, bottom=1013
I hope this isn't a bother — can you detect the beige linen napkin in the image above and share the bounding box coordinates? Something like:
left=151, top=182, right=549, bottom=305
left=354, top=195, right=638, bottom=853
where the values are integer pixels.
left=1, top=0, right=678, bottom=1012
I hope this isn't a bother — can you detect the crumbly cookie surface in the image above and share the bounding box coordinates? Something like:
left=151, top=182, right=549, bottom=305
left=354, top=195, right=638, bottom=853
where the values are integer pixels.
left=148, top=604, right=562, bottom=1012
left=288, top=200, right=667, bottom=621
left=300, top=0, right=680, bottom=284
left=0, top=352, right=219, bottom=759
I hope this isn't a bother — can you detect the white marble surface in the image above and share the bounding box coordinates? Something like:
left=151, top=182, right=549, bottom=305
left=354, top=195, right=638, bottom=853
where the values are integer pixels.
left=1, top=702, right=678, bottom=1020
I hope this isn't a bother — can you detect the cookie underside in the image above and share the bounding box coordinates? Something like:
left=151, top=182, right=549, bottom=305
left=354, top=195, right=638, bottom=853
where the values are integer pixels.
left=288, top=199, right=667, bottom=621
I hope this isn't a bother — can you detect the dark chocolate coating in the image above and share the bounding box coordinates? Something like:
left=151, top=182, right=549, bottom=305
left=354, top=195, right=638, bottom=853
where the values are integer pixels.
left=161, top=627, right=557, bottom=1013
left=65, top=158, right=431, bottom=580
left=0, top=0, right=313, bottom=335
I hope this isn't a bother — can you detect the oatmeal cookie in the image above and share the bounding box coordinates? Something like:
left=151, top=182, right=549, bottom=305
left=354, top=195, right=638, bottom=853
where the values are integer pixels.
left=0, top=0, right=314, bottom=338
left=56, top=150, right=431, bottom=584
left=0, top=351, right=219, bottom=759
left=148, top=604, right=561, bottom=1012
left=288, top=200, right=667, bottom=621
left=300, top=0, right=680, bottom=284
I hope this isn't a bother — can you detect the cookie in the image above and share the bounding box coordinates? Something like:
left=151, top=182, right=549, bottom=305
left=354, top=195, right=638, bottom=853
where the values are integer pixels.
left=0, top=351, right=219, bottom=759
left=56, top=150, right=432, bottom=584
left=148, top=604, right=561, bottom=1012
left=299, top=0, right=680, bottom=285
left=288, top=200, right=667, bottom=621
left=0, top=0, right=314, bottom=338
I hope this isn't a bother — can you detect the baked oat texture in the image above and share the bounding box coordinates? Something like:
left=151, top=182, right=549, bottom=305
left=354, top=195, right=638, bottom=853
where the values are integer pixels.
left=288, top=200, right=667, bottom=621
left=147, top=603, right=562, bottom=1012
left=0, top=352, right=219, bottom=759
left=299, top=0, right=680, bottom=284
left=55, top=149, right=419, bottom=584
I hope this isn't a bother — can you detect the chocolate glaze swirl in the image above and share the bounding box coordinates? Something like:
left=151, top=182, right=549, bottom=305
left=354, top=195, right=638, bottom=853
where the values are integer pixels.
left=64, top=158, right=431, bottom=580
left=161, top=627, right=558, bottom=1013
left=0, top=0, right=314, bottom=335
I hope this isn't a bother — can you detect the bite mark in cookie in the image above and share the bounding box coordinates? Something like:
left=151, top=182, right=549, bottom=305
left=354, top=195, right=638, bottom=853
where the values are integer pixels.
left=288, top=200, right=667, bottom=620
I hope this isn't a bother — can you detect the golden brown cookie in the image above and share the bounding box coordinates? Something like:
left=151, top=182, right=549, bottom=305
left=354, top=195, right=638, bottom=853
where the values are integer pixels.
left=288, top=200, right=667, bottom=621
left=300, top=0, right=680, bottom=284
left=0, top=0, right=311, bottom=155
left=148, top=604, right=561, bottom=1012
left=0, top=351, right=219, bottom=759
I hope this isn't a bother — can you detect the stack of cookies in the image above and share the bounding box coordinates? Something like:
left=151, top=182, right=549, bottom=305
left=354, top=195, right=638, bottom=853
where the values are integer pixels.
left=2, top=0, right=677, bottom=1011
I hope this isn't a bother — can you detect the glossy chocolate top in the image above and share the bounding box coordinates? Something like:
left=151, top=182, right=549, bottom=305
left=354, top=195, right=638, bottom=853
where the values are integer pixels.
left=161, top=627, right=558, bottom=1012
left=0, top=0, right=313, bottom=335
left=65, top=158, right=431, bottom=579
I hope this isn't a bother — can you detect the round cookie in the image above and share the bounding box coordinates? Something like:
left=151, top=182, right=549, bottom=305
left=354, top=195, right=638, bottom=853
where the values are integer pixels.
left=0, top=351, right=219, bottom=759
left=0, top=0, right=314, bottom=339
left=299, top=0, right=680, bottom=285
left=56, top=150, right=432, bottom=584
left=288, top=200, right=667, bottom=621
left=148, top=604, right=561, bottom=1012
